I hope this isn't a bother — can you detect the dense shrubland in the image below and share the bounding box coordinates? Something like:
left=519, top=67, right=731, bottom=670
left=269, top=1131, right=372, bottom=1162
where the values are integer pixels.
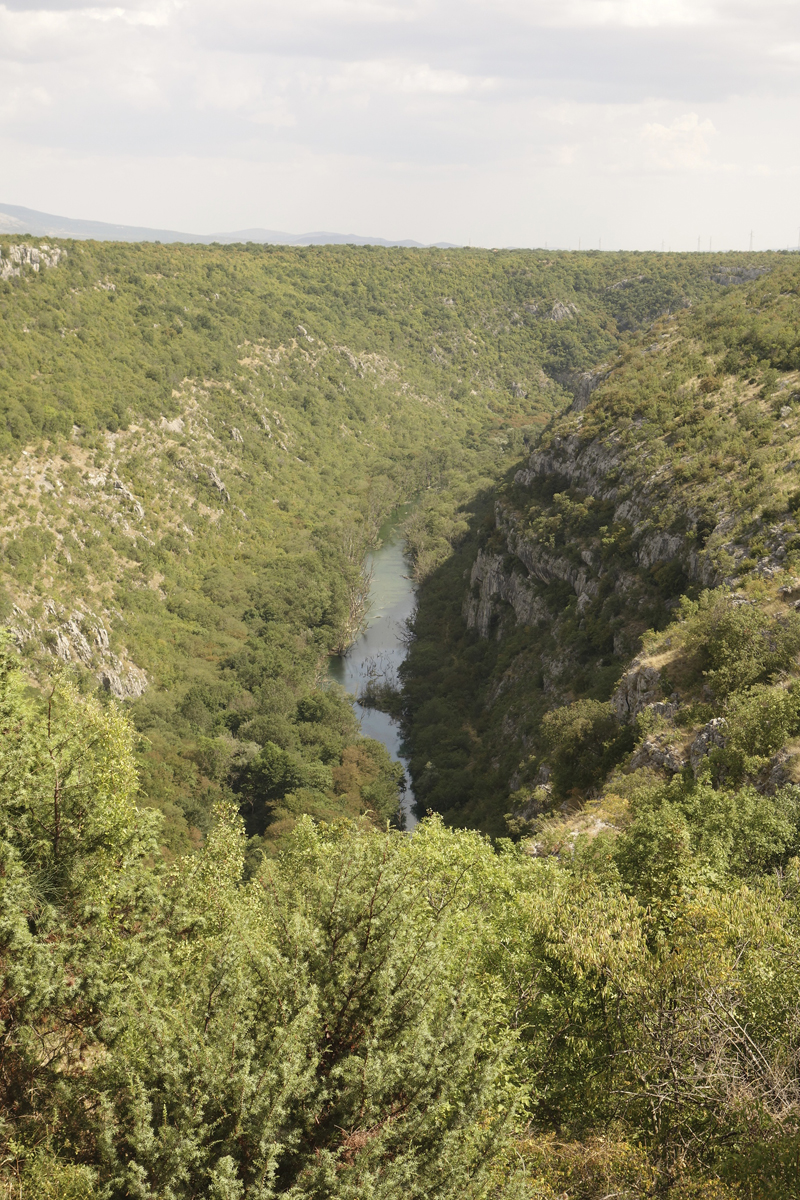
left=1, top=238, right=748, bottom=854
left=4, top=242, right=800, bottom=1195
left=4, top=644, right=800, bottom=1197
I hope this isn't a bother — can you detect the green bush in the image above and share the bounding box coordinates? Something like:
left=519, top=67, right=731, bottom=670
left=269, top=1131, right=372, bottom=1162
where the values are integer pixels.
left=542, top=699, right=636, bottom=799
left=679, top=591, right=800, bottom=693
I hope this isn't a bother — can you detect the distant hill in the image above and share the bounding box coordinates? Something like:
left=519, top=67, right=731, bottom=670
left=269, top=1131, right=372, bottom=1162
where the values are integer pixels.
left=0, top=202, right=458, bottom=248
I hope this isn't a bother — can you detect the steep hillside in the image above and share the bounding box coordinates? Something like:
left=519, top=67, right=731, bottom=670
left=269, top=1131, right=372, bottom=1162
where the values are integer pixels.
left=1, top=236, right=786, bottom=855
left=2, top=236, right=725, bottom=853
left=6, top=245, right=800, bottom=1199
left=402, top=253, right=800, bottom=832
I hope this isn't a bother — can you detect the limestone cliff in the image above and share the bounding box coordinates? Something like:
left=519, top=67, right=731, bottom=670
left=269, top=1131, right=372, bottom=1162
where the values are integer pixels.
left=404, top=273, right=800, bottom=832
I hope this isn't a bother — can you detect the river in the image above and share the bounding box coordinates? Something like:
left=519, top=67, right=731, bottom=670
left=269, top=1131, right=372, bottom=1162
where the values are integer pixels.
left=327, top=513, right=417, bottom=829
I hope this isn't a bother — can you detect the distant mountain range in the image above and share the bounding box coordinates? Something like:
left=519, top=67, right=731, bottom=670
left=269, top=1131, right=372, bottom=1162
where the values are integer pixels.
left=0, top=202, right=458, bottom=249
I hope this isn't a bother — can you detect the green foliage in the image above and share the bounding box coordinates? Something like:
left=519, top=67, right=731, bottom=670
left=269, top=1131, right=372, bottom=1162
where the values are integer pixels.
left=7, top=242, right=800, bottom=1195
left=678, top=590, right=800, bottom=693
left=612, top=776, right=800, bottom=908
left=0, top=645, right=162, bottom=1192
left=541, top=699, right=635, bottom=799
left=0, top=651, right=521, bottom=1198
left=4, top=649, right=800, bottom=1196
left=20, top=1156, right=98, bottom=1200
left=0, top=642, right=141, bottom=903
left=713, top=683, right=800, bottom=782
left=95, top=813, right=520, bottom=1199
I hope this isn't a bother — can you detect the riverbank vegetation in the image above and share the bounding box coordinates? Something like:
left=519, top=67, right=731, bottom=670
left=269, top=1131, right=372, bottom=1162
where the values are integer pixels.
left=4, top=240, right=800, bottom=1195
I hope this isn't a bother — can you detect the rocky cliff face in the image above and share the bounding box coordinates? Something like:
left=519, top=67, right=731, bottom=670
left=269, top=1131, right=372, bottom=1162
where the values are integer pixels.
left=463, top=388, right=773, bottom=652
left=0, top=242, right=65, bottom=279
left=512, top=428, right=721, bottom=586
left=9, top=602, right=147, bottom=699
left=463, top=547, right=549, bottom=637
left=451, top=309, right=800, bottom=823
left=402, top=260, right=800, bottom=836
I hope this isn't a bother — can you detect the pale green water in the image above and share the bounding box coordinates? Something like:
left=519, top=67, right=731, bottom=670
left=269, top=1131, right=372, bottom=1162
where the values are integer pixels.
left=327, top=514, right=416, bottom=828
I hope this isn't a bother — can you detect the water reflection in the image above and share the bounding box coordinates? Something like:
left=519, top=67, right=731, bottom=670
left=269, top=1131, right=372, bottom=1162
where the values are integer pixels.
left=327, top=517, right=417, bottom=829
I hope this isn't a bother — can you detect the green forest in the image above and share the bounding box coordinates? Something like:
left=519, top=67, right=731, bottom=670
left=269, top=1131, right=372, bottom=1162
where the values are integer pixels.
left=3, top=238, right=800, bottom=1197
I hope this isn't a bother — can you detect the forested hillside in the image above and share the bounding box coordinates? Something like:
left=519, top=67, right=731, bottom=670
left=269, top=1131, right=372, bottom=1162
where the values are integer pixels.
left=4, top=239, right=800, bottom=1198
left=0, top=237, right=729, bottom=854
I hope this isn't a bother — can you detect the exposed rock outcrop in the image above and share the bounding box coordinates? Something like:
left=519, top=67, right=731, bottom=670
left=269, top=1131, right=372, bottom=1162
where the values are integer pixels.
left=689, top=718, right=727, bottom=775
left=711, top=267, right=769, bottom=286
left=463, top=549, right=548, bottom=636
left=566, top=367, right=612, bottom=413
left=514, top=432, right=626, bottom=504
left=9, top=603, right=148, bottom=700
left=0, top=242, right=65, bottom=279
left=629, top=735, right=686, bottom=774
left=206, top=466, right=230, bottom=502
left=500, top=508, right=601, bottom=601
left=98, top=666, right=148, bottom=700
left=759, top=750, right=794, bottom=796
left=612, top=662, right=663, bottom=722
left=112, top=478, right=145, bottom=520
left=549, top=301, right=578, bottom=322
left=512, top=430, right=725, bottom=590
left=160, top=416, right=185, bottom=434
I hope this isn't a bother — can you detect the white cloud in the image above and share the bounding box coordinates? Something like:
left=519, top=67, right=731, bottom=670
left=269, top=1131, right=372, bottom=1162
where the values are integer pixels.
left=642, top=112, right=716, bottom=170
left=0, top=0, right=799, bottom=246
left=330, top=60, right=481, bottom=96
left=506, top=0, right=716, bottom=29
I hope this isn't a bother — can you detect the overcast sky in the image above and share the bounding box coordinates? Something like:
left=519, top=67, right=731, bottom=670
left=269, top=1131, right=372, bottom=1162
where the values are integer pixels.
left=1, top=0, right=798, bottom=248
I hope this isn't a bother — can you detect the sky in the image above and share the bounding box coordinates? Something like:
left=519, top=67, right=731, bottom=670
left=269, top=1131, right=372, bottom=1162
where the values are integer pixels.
left=1, top=0, right=799, bottom=249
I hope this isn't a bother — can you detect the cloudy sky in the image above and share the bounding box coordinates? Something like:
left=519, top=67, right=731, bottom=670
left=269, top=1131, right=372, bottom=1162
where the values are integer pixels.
left=1, top=0, right=798, bottom=248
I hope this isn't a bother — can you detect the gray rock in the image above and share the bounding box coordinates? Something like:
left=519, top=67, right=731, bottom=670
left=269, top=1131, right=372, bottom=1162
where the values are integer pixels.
left=206, top=466, right=230, bottom=502
left=53, top=629, right=72, bottom=662
left=568, top=366, right=611, bottom=413
left=511, top=426, right=730, bottom=592
left=757, top=750, right=793, bottom=796
left=463, top=549, right=548, bottom=637
left=548, top=301, right=578, bottom=322
left=690, top=718, right=727, bottom=775
left=112, top=477, right=145, bottom=519
left=0, top=242, right=64, bottom=279
left=93, top=623, right=110, bottom=652
left=711, top=267, right=769, bottom=286
left=643, top=701, right=678, bottom=720
left=630, top=736, right=686, bottom=774
left=63, top=616, right=94, bottom=665
left=612, top=662, right=663, bottom=722
left=98, top=665, right=148, bottom=700
left=160, top=415, right=185, bottom=434
left=635, top=531, right=685, bottom=571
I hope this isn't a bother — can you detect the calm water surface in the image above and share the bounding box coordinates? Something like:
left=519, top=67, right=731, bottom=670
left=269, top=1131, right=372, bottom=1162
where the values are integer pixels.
left=327, top=516, right=417, bottom=828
